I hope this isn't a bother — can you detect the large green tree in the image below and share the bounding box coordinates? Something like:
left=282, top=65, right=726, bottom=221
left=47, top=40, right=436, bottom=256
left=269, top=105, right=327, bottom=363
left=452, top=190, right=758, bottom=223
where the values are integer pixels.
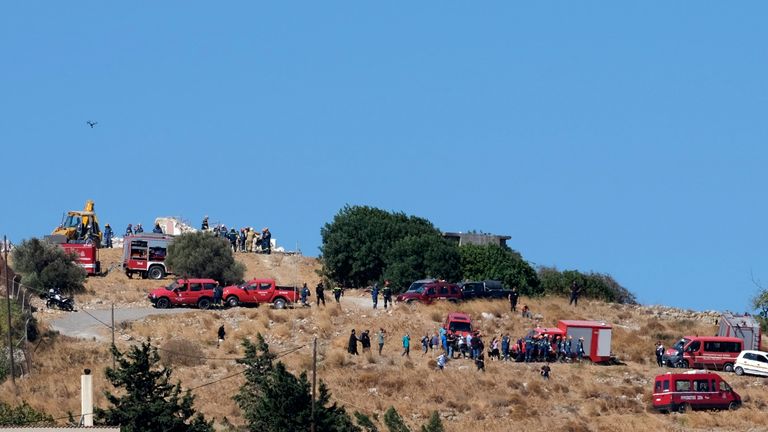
left=383, top=235, right=462, bottom=291
left=538, top=267, right=637, bottom=304
left=166, top=232, right=245, bottom=285
left=235, top=334, right=360, bottom=432
left=459, top=244, right=541, bottom=296
left=320, top=205, right=456, bottom=289
left=95, top=342, right=213, bottom=432
left=11, top=238, right=86, bottom=293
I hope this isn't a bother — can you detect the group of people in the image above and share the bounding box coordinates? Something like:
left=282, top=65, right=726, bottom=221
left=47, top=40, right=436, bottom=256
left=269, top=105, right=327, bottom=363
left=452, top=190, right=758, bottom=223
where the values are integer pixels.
left=348, top=328, right=387, bottom=356
left=202, top=217, right=273, bottom=255
left=300, top=282, right=345, bottom=307
left=369, top=281, right=394, bottom=309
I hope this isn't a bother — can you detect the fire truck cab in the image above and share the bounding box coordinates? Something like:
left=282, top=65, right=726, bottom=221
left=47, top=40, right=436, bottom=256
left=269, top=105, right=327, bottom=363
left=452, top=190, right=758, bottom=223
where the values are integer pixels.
left=122, top=233, right=173, bottom=280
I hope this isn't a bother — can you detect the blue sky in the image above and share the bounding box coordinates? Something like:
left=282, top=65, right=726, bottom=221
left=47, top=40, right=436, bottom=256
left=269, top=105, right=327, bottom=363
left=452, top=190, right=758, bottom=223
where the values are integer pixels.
left=2, top=2, right=766, bottom=312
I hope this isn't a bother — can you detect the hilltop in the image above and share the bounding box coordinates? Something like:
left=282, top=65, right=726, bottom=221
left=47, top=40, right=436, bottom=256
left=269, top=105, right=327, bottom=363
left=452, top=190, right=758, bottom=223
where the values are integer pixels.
left=2, top=248, right=767, bottom=432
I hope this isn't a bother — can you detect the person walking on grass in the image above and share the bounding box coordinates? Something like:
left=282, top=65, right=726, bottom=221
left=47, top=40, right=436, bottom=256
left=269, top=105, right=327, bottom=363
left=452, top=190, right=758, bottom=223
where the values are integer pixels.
left=348, top=330, right=359, bottom=355
left=377, top=328, right=386, bottom=355
left=371, top=283, right=379, bottom=309
left=540, top=363, right=551, bottom=379
left=421, top=334, right=429, bottom=355
left=569, top=281, right=581, bottom=306
left=402, top=333, right=411, bottom=357
left=217, top=325, right=226, bottom=348
left=437, top=353, right=446, bottom=371
left=508, top=287, right=519, bottom=312
left=655, top=341, right=665, bottom=367
left=382, top=280, right=393, bottom=309
left=316, top=282, right=326, bottom=306
left=333, top=284, right=342, bottom=304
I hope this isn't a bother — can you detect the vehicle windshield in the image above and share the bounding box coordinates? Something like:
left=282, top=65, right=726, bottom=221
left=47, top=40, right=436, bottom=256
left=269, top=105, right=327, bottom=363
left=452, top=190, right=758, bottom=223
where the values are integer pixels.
left=673, top=338, right=690, bottom=351
left=406, top=283, right=427, bottom=293
left=449, top=322, right=472, bottom=332
left=63, top=215, right=82, bottom=228
left=166, top=282, right=180, bottom=291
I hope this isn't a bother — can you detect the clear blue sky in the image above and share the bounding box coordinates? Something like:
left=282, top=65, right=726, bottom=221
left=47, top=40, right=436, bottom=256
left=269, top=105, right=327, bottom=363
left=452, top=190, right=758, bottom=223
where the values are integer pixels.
left=2, top=2, right=766, bottom=312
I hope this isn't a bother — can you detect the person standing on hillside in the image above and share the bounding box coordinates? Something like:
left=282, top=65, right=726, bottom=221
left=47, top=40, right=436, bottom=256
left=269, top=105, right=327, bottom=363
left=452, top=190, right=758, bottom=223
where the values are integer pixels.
left=348, top=330, right=359, bottom=355
left=361, top=330, right=371, bottom=353
left=217, top=325, right=226, bottom=348
left=201, top=216, right=209, bottom=231
left=152, top=223, right=163, bottom=234
left=103, top=224, right=113, bottom=248
left=315, top=282, right=326, bottom=307
left=245, top=228, right=254, bottom=252
left=371, top=283, right=379, bottom=309
left=301, top=283, right=310, bottom=307
left=655, top=341, right=665, bottom=367
left=125, top=224, right=133, bottom=237
left=569, top=281, right=581, bottom=306
left=377, top=328, right=386, bottom=355
left=213, top=284, right=223, bottom=308
left=508, top=287, right=519, bottom=312
left=332, top=284, right=342, bottom=304
left=382, top=280, right=393, bottom=309
left=401, top=333, right=411, bottom=358
left=577, top=337, right=585, bottom=362
left=135, top=224, right=144, bottom=234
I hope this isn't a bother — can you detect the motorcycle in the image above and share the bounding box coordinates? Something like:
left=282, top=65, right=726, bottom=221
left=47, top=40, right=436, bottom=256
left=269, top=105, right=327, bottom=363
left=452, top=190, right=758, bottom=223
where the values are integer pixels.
left=40, top=290, right=75, bottom=312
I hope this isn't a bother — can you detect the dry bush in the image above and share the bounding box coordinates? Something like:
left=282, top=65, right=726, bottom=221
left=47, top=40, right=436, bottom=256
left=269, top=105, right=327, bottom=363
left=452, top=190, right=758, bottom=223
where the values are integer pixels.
left=562, top=419, right=594, bottom=432
left=326, top=349, right=348, bottom=368
left=429, top=310, right=443, bottom=322
left=161, top=338, right=206, bottom=367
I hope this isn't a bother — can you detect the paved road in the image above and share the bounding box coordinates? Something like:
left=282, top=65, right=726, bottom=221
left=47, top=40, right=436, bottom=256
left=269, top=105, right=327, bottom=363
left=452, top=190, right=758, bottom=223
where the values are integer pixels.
left=50, top=307, right=192, bottom=340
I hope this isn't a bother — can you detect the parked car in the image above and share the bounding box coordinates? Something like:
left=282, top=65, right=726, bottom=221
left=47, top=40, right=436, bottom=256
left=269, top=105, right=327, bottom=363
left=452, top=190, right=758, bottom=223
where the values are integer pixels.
left=734, top=350, right=768, bottom=377
left=148, top=278, right=219, bottom=309
left=459, top=280, right=511, bottom=300
left=663, top=336, right=743, bottom=372
left=443, top=312, right=473, bottom=336
left=652, top=371, right=741, bottom=413
left=395, top=281, right=462, bottom=304
left=222, top=278, right=300, bottom=309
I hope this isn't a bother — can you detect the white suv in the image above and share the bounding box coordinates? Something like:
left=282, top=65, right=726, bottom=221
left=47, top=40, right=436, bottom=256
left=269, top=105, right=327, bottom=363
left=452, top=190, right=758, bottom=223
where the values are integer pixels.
left=734, top=350, right=768, bottom=377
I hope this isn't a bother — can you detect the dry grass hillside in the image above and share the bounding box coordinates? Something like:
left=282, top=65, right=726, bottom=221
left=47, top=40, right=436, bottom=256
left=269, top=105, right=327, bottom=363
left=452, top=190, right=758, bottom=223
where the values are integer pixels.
left=3, top=249, right=768, bottom=431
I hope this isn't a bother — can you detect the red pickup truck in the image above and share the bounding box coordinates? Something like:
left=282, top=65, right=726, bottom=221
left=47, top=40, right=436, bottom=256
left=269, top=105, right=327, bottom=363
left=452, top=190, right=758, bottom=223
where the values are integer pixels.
left=223, top=278, right=299, bottom=309
left=148, top=278, right=219, bottom=309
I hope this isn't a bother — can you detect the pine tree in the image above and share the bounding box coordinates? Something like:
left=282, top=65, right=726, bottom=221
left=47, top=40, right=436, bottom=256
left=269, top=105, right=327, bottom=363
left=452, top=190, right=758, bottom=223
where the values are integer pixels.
left=95, top=342, right=213, bottom=432
left=235, top=334, right=360, bottom=432
left=420, top=412, right=444, bottom=432
left=383, top=407, right=410, bottom=432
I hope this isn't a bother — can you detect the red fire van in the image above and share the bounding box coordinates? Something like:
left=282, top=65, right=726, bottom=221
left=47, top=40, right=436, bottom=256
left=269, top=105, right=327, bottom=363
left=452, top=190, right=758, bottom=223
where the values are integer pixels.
left=652, top=371, right=741, bottom=413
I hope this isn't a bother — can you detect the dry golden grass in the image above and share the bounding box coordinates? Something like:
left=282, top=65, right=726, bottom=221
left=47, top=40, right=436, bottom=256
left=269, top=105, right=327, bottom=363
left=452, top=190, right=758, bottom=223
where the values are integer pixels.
left=5, top=253, right=768, bottom=431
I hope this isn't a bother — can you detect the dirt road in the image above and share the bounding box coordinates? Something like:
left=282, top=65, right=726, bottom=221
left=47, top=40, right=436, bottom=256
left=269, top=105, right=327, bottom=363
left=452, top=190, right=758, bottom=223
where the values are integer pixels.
left=50, top=307, right=192, bottom=340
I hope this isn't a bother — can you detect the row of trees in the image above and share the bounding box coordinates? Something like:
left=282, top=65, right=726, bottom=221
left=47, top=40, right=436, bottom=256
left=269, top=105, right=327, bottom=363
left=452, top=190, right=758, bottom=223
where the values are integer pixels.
left=321, top=205, right=637, bottom=303
left=1, top=336, right=443, bottom=431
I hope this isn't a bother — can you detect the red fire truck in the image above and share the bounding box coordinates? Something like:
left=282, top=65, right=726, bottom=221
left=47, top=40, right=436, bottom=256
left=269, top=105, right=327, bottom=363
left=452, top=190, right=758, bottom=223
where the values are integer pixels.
left=60, top=243, right=101, bottom=276
left=122, top=233, right=174, bottom=280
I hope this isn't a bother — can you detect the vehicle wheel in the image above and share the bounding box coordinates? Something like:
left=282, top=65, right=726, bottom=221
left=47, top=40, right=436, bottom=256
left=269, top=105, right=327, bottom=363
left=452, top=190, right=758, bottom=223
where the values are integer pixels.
left=155, top=297, right=171, bottom=309
left=723, top=363, right=734, bottom=373
left=677, top=403, right=691, bottom=414
left=227, top=296, right=239, bottom=307
left=64, top=300, right=74, bottom=312
left=273, top=298, right=286, bottom=309
left=46, top=299, right=53, bottom=309
left=679, top=360, right=689, bottom=369
left=147, top=265, right=165, bottom=280
left=198, top=298, right=211, bottom=310
left=735, top=366, right=744, bottom=376
left=728, top=401, right=739, bottom=411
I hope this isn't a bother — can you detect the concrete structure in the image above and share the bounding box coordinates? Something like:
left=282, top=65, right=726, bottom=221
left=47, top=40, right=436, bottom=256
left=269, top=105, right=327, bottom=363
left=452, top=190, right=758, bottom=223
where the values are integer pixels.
left=442, top=232, right=511, bottom=248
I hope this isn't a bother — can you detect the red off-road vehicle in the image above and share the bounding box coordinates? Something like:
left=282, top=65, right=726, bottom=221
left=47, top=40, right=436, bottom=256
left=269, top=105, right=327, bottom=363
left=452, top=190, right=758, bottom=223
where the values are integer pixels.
left=148, top=278, right=219, bottom=309
left=395, top=281, right=462, bottom=305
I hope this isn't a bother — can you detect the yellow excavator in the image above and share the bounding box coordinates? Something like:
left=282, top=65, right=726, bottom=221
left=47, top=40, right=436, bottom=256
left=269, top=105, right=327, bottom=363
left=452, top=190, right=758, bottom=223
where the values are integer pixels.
left=52, top=200, right=102, bottom=247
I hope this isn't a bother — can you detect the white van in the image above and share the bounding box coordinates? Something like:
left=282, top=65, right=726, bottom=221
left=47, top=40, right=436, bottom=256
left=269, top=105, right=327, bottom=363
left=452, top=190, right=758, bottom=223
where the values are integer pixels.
left=734, top=350, right=768, bottom=377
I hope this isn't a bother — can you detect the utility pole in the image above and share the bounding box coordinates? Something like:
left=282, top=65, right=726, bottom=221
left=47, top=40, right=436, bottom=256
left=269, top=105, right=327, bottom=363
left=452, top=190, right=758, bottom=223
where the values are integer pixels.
left=4, top=236, right=16, bottom=388
left=311, top=337, right=317, bottom=432
left=111, top=303, right=116, bottom=369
